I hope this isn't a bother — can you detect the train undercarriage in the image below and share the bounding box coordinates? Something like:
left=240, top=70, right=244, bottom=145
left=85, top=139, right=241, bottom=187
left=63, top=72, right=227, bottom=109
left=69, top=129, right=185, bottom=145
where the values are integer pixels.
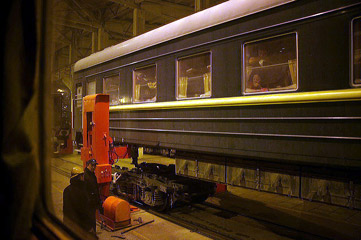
left=111, top=162, right=216, bottom=211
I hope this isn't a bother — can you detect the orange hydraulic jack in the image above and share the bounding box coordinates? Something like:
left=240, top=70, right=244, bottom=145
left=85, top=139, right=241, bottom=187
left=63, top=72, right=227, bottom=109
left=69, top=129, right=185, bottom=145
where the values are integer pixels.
left=81, top=94, right=112, bottom=199
left=81, top=94, right=131, bottom=230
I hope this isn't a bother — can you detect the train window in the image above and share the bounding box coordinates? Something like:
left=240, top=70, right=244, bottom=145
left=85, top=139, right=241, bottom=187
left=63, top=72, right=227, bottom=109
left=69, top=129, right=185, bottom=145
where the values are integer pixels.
left=176, top=52, right=212, bottom=99
left=133, top=65, right=157, bottom=103
left=352, top=17, right=361, bottom=86
left=86, top=80, right=96, bottom=95
left=243, top=33, right=298, bottom=94
left=74, top=83, right=83, bottom=131
left=103, top=74, right=121, bottom=105
left=75, top=84, right=83, bottom=108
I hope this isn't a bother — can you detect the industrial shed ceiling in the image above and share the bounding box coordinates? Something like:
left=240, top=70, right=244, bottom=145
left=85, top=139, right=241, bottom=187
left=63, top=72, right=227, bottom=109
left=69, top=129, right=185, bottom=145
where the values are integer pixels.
left=52, top=0, right=227, bottom=84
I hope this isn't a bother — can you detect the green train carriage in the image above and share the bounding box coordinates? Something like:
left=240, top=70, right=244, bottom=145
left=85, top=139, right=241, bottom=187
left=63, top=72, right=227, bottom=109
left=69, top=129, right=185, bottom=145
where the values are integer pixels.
left=73, top=0, right=361, bottom=208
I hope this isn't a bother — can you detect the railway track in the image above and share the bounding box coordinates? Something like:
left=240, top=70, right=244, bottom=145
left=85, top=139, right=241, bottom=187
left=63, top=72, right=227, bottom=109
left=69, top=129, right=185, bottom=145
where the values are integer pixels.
left=51, top=156, right=329, bottom=240
left=51, top=164, right=71, bottom=178
left=148, top=206, right=243, bottom=240
left=51, top=157, right=82, bottom=178
left=146, top=202, right=330, bottom=240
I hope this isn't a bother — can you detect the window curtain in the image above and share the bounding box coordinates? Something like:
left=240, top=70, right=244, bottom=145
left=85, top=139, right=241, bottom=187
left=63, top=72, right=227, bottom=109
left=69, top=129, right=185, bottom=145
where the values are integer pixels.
left=178, top=77, right=188, bottom=98
left=203, top=72, right=211, bottom=95
left=288, top=59, right=297, bottom=85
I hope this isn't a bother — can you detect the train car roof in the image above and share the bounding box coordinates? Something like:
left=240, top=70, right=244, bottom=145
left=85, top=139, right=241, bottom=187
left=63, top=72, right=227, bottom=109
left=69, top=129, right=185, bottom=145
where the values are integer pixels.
left=74, top=0, right=294, bottom=72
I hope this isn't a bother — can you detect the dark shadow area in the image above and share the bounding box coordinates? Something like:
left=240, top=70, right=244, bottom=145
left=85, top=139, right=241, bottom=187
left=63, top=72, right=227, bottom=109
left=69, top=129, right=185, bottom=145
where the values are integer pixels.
left=209, top=191, right=361, bottom=240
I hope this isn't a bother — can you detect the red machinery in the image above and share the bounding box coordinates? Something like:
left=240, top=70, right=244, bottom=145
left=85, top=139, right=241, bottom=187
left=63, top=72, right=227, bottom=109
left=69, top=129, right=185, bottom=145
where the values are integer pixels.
left=81, top=94, right=113, bottom=199
left=80, top=94, right=131, bottom=229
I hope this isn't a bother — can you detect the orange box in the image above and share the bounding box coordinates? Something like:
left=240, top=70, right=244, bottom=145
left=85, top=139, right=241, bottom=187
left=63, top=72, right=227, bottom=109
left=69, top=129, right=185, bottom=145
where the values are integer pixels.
left=216, top=183, right=227, bottom=193
left=95, top=164, right=112, bottom=184
left=114, top=146, right=129, bottom=159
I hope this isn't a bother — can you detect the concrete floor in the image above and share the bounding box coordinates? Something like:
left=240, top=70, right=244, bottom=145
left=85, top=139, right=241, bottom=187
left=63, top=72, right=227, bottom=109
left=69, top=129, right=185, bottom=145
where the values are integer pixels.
left=96, top=210, right=212, bottom=240
left=50, top=153, right=211, bottom=240
left=51, top=152, right=361, bottom=239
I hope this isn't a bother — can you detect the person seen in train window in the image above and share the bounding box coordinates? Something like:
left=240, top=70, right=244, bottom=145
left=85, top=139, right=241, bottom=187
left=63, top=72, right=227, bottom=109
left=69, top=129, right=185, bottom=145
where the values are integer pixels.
left=248, top=48, right=270, bottom=67
left=247, top=45, right=292, bottom=90
left=248, top=73, right=268, bottom=92
left=84, top=159, right=103, bottom=236
left=245, top=34, right=297, bottom=91
left=63, top=166, right=92, bottom=232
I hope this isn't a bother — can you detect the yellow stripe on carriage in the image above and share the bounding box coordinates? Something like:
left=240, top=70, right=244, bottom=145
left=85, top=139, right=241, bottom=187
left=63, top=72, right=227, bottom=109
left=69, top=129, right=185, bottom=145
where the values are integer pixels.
left=110, top=88, right=361, bottom=112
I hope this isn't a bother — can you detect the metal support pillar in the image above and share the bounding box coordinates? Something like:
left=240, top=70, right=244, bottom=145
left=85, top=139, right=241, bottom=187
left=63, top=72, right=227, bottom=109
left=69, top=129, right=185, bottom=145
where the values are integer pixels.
left=98, top=27, right=108, bottom=51
left=92, top=31, right=97, bottom=53
left=195, top=0, right=210, bottom=12
left=69, top=33, right=77, bottom=65
left=133, top=8, right=145, bottom=36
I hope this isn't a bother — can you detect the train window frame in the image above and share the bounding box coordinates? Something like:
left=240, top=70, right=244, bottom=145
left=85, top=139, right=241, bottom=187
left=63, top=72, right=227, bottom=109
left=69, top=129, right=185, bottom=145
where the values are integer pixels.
left=242, top=32, right=299, bottom=95
left=103, top=73, right=122, bottom=105
left=176, top=51, right=212, bottom=100
left=132, top=64, right=158, bottom=103
left=75, top=83, right=83, bottom=102
left=86, top=79, right=97, bottom=96
left=351, top=16, right=361, bottom=87
left=74, top=83, right=83, bottom=129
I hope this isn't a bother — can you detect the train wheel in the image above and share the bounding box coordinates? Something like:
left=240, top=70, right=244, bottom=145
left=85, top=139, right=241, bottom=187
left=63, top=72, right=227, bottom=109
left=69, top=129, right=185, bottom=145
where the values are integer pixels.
left=153, top=192, right=169, bottom=212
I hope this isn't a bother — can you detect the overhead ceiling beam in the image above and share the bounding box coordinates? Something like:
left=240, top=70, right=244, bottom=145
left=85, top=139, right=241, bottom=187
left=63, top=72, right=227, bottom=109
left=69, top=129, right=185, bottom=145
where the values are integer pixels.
left=146, top=0, right=193, bottom=13
left=65, top=0, right=97, bottom=22
left=53, top=0, right=226, bottom=73
left=106, top=29, right=133, bottom=40
left=109, top=0, right=140, bottom=9
left=109, top=0, right=193, bottom=20
left=55, top=18, right=99, bottom=32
